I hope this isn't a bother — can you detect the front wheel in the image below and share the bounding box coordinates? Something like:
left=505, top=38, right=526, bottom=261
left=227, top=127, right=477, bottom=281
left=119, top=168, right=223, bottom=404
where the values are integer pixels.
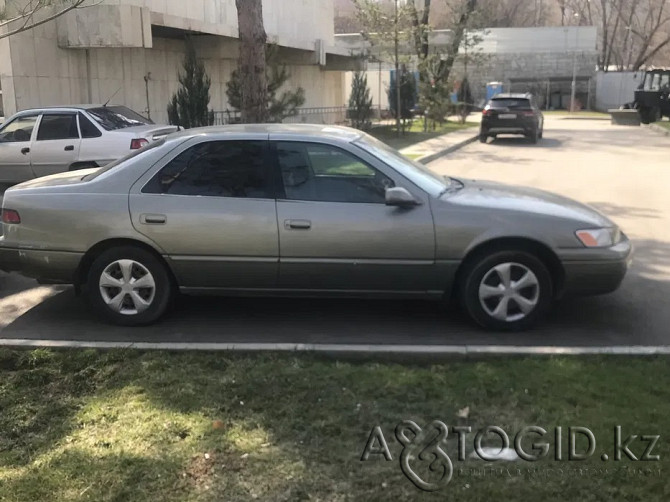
left=86, top=246, right=173, bottom=326
left=459, top=250, right=553, bottom=331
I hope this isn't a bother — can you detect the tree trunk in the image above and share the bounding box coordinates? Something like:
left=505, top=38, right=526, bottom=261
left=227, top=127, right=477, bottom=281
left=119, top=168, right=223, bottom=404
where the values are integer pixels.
left=235, top=0, right=268, bottom=123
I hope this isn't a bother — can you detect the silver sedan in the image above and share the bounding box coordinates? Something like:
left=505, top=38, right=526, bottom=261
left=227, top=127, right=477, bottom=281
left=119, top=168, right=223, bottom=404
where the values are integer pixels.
left=0, top=124, right=632, bottom=331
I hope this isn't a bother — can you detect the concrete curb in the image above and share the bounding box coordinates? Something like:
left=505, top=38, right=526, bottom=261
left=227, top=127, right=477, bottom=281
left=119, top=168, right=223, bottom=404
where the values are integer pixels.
left=417, top=134, right=479, bottom=164
left=1, top=338, right=670, bottom=357
left=649, top=123, right=670, bottom=136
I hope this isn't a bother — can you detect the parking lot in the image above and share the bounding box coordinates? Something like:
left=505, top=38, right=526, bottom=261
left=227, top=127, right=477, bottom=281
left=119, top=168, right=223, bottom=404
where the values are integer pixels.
left=1, top=116, right=668, bottom=347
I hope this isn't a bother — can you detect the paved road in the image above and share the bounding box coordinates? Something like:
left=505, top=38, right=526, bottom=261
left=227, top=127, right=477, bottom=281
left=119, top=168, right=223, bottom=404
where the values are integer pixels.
left=1, top=117, right=669, bottom=346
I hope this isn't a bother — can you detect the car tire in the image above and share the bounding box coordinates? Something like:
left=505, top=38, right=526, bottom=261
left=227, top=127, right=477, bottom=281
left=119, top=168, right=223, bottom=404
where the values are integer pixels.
left=459, top=249, right=553, bottom=331
left=86, top=246, right=173, bottom=326
left=528, top=128, right=539, bottom=144
left=538, top=129, right=543, bottom=139
left=479, top=134, right=488, bottom=143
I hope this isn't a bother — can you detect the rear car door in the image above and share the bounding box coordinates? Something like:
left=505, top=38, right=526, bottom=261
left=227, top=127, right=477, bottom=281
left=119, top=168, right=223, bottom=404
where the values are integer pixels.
left=129, top=138, right=279, bottom=289
left=0, top=115, right=38, bottom=183
left=30, top=112, right=81, bottom=178
left=272, top=140, right=436, bottom=292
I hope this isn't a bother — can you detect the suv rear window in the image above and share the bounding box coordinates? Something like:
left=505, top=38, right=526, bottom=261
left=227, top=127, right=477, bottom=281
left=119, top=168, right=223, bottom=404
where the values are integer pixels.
left=87, top=106, right=153, bottom=131
left=489, top=98, right=531, bottom=109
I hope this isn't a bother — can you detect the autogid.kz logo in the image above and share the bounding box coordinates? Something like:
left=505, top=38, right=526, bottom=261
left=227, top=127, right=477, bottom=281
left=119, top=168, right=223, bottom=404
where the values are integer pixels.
left=360, top=421, right=661, bottom=492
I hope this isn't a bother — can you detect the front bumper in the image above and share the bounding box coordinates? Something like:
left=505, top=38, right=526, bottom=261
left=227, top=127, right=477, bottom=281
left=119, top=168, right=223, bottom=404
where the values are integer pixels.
left=558, top=238, right=634, bottom=297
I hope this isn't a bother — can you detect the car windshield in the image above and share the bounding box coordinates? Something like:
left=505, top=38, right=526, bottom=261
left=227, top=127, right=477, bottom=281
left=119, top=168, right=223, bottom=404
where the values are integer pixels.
left=82, top=139, right=166, bottom=181
left=354, top=133, right=449, bottom=196
left=86, top=106, right=153, bottom=131
left=489, top=98, right=531, bottom=109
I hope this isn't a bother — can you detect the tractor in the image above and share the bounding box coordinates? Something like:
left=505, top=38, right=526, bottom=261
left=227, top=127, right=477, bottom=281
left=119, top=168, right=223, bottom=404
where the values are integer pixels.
left=624, top=68, right=670, bottom=124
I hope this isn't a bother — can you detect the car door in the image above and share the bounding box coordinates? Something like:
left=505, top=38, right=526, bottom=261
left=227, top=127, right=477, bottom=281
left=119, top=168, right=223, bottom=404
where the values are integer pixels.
left=129, top=138, right=279, bottom=289
left=272, top=140, right=437, bottom=292
left=29, top=112, right=81, bottom=178
left=0, top=115, right=38, bottom=183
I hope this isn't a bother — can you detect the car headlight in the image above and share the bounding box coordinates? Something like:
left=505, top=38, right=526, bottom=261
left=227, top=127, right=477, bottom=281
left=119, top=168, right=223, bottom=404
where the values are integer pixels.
left=575, top=227, right=621, bottom=248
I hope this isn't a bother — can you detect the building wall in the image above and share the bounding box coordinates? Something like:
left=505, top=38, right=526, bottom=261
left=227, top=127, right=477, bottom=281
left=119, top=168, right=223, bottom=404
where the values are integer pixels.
left=0, top=1, right=345, bottom=123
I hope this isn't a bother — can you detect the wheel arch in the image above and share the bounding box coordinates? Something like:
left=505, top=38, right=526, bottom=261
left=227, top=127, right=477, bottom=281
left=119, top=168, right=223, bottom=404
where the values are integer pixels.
left=451, top=236, right=565, bottom=300
left=75, top=238, right=177, bottom=291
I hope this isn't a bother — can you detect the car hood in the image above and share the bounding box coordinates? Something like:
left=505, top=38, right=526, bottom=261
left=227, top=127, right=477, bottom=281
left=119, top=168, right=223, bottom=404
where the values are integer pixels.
left=446, top=178, right=614, bottom=227
left=9, top=168, right=98, bottom=190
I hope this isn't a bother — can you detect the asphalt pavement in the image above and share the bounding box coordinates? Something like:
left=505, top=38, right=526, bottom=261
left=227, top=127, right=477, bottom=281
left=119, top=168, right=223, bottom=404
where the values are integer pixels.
left=1, top=117, right=669, bottom=347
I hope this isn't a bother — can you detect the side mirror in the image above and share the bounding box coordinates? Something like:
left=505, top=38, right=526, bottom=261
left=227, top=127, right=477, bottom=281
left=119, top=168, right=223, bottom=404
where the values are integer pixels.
left=385, top=187, right=420, bottom=207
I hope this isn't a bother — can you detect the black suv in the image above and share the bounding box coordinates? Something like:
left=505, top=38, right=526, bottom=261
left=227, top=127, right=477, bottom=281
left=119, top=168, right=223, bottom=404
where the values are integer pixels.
left=480, top=93, right=544, bottom=144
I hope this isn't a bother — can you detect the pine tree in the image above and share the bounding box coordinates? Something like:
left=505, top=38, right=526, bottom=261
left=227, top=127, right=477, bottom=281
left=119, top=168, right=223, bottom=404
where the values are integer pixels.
left=226, top=45, right=305, bottom=123
left=348, top=71, right=373, bottom=130
left=388, top=67, right=417, bottom=132
left=167, top=38, right=215, bottom=129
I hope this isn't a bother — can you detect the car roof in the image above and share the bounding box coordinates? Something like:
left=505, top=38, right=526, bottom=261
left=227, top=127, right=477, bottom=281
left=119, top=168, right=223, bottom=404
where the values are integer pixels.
left=491, top=93, right=532, bottom=99
left=172, top=124, right=364, bottom=142
left=15, top=104, right=121, bottom=114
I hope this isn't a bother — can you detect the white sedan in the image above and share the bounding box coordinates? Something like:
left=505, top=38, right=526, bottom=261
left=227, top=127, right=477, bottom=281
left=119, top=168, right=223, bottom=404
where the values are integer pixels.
left=0, top=105, right=179, bottom=183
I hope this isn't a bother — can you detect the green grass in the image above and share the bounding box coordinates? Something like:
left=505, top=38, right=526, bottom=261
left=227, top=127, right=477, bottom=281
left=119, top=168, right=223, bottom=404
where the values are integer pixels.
left=654, top=120, right=670, bottom=130
left=0, top=349, right=668, bottom=501
left=543, top=110, right=610, bottom=118
left=369, top=120, right=477, bottom=150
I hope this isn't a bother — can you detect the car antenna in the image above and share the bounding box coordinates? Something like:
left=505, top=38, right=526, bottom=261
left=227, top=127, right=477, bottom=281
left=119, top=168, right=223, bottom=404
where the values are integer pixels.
left=103, top=87, right=122, bottom=107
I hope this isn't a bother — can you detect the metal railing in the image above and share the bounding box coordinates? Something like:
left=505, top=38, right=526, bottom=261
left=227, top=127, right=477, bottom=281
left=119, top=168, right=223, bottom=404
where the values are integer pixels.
left=213, top=106, right=361, bottom=126
left=212, top=106, right=396, bottom=127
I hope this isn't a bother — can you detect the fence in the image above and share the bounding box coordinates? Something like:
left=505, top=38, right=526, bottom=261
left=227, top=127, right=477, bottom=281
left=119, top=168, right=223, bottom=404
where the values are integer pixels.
left=213, top=106, right=351, bottom=126
left=594, top=72, right=643, bottom=111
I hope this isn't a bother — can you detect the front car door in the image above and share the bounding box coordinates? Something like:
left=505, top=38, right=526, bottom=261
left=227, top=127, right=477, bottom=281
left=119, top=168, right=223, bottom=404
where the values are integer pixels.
left=129, top=136, right=279, bottom=290
left=272, top=139, right=437, bottom=293
left=0, top=114, right=38, bottom=183
left=30, top=112, right=81, bottom=178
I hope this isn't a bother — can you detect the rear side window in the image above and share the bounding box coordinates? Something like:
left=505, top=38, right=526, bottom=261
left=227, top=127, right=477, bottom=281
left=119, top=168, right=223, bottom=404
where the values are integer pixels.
left=143, top=141, right=272, bottom=198
left=489, top=98, right=531, bottom=109
left=79, top=113, right=102, bottom=138
left=37, top=114, right=79, bottom=141
left=87, top=106, right=152, bottom=130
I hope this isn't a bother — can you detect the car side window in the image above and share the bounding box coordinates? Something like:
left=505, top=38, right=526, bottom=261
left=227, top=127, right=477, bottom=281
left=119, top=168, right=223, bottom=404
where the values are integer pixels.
left=276, top=142, right=394, bottom=204
left=78, top=113, right=102, bottom=138
left=0, top=116, right=38, bottom=143
left=143, top=140, right=272, bottom=198
left=36, top=114, right=79, bottom=141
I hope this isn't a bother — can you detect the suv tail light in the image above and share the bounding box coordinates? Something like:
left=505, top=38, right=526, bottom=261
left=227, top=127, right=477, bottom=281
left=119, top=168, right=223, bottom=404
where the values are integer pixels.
left=130, top=138, right=149, bottom=150
left=482, top=109, right=493, bottom=116
left=522, top=111, right=535, bottom=116
left=1, top=209, right=21, bottom=224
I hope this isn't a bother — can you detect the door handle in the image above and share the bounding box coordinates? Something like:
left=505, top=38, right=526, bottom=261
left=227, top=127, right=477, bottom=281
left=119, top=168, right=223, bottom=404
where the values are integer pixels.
left=140, top=213, right=167, bottom=225
left=21, top=147, right=30, bottom=155
left=64, top=145, right=74, bottom=151
left=284, top=219, right=311, bottom=230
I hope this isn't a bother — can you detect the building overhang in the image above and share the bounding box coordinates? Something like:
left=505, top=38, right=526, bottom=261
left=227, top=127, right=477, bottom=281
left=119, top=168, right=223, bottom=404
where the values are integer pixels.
left=54, top=3, right=359, bottom=70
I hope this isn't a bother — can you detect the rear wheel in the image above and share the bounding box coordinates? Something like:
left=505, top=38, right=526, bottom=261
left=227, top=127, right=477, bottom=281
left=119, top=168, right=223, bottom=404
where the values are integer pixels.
left=86, top=246, right=173, bottom=326
left=459, top=249, right=553, bottom=331
left=528, top=128, right=539, bottom=144
left=479, top=134, right=488, bottom=143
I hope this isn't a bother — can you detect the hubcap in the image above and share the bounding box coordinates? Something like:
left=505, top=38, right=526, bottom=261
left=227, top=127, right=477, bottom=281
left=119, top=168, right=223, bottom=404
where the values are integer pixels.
left=478, top=262, right=540, bottom=323
left=99, top=260, right=156, bottom=316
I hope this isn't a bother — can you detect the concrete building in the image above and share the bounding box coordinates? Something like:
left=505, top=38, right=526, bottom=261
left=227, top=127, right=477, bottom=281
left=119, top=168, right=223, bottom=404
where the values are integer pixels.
left=0, top=0, right=356, bottom=123
left=340, top=26, right=599, bottom=110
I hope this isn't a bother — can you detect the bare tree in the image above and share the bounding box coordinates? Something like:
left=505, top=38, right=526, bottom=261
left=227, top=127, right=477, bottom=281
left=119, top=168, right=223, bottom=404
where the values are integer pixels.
left=235, top=0, right=268, bottom=123
left=0, top=0, right=89, bottom=40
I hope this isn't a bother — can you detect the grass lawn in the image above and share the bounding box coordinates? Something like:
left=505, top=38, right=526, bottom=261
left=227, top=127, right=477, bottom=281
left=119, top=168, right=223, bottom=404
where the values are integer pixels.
left=0, top=349, right=668, bottom=501
left=543, top=110, right=610, bottom=118
left=654, top=120, right=670, bottom=131
left=368, top=120, right=477, bottom=150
